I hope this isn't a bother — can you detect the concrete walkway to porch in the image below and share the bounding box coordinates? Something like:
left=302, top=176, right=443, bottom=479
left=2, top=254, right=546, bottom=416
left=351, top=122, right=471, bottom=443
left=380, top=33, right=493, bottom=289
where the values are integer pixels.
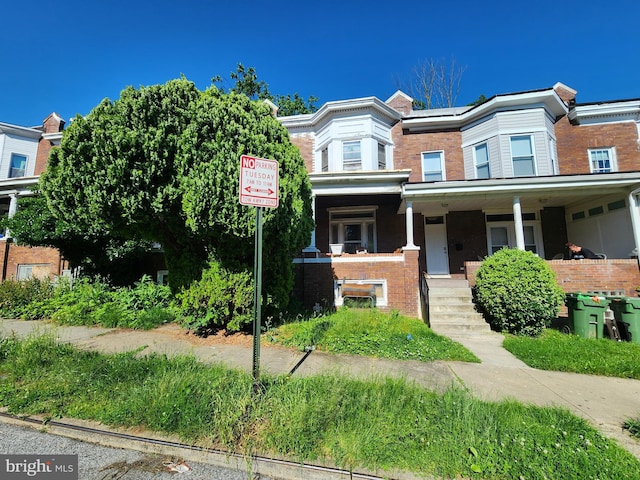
left=1, top=318, right=639, bottom=461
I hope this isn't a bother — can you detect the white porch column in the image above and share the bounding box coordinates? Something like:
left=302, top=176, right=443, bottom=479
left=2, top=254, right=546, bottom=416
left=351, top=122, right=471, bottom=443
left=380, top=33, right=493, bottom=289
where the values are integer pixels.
left=513, top=196, right=525, bottom=250
left=303, top=193, right=319, bottom=254
left=628, top=189, right=640, bottom=263
left=5, top=193, right=18, bottom=239
left=404, top=200, right=417, bottom=248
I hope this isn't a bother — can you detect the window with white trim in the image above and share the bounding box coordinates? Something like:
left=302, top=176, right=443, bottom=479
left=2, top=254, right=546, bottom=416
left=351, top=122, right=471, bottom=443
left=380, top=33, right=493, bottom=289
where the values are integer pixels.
left=421, top=151, right=445, bottom=181
left=377, top=142, right=386, bottom=170
left=588, top=148, right=616, bottom=173
left=342, top=141, right=361, bottom=171
left=474, top=143, right=490, bottom=179
left=510, top=135, right=535, bottom=176
left=321, top=147, right=329, bottom=172
left=9, top=154, right=27, bottom=178
left=329, top=208, right=376, bottom=254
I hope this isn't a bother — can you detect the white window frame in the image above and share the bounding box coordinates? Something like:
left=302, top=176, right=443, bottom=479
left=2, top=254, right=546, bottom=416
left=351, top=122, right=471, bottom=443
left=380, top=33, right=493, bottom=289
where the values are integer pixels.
left=16, top=263, right=50, bottom=280
left=342, top=140, right=362, bottom=171
left=485, top=212, right=544, bottom=257
left=588, top=147, right=617, bottom=173
left=377, top=142, right=386, bottom=170
left=321, top=147, right=329, bottom=172
left=474, top=143, right=490, bottom=179
left=9, top=153, right=27, bottom=178
left=328, top=207, right=377, bottom=254
left=510, top=135, right=536, bottom=177
left=421, top=151, right=445, bottom=182
left=334, top=278, right=388, bottom=307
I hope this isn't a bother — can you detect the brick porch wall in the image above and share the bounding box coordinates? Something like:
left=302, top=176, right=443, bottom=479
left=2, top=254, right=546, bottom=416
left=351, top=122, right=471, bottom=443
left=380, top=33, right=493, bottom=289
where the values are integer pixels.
left=464, top=259, right=640, bottom=296
left=293, top=249, right=421, bottom=318
left=0, top=241, right=65, bottom=280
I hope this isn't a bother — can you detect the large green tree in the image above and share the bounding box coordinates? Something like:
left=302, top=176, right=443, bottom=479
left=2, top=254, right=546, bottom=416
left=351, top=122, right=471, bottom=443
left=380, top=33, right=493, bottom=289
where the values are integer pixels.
left=40, top=77, right=314, bottom=307
left=1, top=192, right=154, bottom=285
left=214, top=63, right=318, bottom=116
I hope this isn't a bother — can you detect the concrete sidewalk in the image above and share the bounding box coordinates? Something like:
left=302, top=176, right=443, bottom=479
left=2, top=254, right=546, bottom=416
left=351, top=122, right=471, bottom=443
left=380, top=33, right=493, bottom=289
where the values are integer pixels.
left=1, top=318, right=639, bottom=460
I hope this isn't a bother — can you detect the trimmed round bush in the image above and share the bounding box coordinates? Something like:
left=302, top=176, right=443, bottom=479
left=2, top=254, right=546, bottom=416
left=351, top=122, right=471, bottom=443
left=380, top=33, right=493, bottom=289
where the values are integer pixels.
left=474, top=248, right=564, bottom=336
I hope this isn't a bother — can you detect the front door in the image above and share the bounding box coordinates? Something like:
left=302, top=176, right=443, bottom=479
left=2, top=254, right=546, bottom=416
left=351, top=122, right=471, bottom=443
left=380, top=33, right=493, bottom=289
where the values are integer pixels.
left=425, top=216, right=450, bottom=275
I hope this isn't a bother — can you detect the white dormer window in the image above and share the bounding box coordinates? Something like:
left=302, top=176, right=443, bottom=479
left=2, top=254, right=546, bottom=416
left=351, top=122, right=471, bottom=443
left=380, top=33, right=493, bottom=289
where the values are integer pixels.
left=342, top=141, right=361, bottom=171
left=589, top=148, right=616, bottom=173
left=510, top=135, right=536, bottom=177
left=9, top=154, right=27, bottom=178
left=474, top=143, right=490, bottom=179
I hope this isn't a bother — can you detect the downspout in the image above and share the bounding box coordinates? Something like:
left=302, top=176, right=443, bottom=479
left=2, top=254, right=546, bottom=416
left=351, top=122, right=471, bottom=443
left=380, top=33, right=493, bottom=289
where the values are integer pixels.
left=628, top=187, right=640, bottom=267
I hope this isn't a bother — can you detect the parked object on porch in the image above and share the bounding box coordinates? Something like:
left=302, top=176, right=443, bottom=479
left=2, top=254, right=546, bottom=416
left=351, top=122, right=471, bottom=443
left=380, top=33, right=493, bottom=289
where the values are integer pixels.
left=329, top=243, right=343, bottom=256
left=607, top=296, right=640, bottom=344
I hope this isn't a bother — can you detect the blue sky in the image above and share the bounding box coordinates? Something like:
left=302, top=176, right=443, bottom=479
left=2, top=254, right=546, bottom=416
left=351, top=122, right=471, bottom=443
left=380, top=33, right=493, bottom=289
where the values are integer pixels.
left=2, top=0, right=639, bottom=127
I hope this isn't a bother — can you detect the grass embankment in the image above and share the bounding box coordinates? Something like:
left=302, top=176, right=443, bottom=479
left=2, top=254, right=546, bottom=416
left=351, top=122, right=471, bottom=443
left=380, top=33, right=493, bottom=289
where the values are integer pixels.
left=267, top=308, right=479, bottom=363
left=1, top=334, right=639, bottom=480
left=503, top=329, right=640, bottom=380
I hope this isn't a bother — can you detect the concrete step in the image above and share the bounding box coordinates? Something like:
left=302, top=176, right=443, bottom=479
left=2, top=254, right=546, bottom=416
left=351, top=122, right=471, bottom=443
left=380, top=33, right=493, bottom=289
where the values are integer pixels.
left=426, top=278, right=491, bottom=334
left=431, top=323, right=492, bottom=334
left=429, top=303, right=479, bottom=313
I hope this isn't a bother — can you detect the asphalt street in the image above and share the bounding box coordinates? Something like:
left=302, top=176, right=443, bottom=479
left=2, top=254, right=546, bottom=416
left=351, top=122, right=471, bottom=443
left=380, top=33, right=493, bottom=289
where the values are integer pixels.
left=0, top=422, right=272, bottom=480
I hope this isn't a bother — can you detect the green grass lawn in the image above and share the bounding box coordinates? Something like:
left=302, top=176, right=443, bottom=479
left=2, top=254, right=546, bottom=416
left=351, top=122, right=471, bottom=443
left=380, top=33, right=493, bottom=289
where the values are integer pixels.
left=1, top=334, right=639, bottom=480
left=267, top=307, right=480, bottom=363
left=503, top=329, right=640, bottom=379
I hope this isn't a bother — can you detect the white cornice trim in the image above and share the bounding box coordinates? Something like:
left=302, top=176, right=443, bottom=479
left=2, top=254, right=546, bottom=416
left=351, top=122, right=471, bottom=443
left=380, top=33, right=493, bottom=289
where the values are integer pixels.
left=568, top=100, right=640, bottom=124
left=0, top=123, right=42, bottom=139
left=279, top=97, right=402, bottom=129
left=402, top=88, right=568, bottom=132
left=402, top=172, right=640, bottom=200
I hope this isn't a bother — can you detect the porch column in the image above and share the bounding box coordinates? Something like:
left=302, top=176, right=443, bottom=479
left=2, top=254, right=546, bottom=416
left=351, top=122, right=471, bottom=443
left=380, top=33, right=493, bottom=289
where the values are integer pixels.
left=628, top=189, right=640, bottom=263
left=512, top=196, right=525, bottom=250
left=303, top=193, right=319, bottom=254
left=5, top=193, right=18, bottom=239
left=404, top=200, right=416, bottom=248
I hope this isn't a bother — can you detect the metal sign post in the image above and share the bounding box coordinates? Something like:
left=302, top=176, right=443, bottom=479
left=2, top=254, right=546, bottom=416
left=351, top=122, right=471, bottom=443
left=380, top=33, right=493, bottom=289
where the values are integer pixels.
left=239, top=155, right=279, bottom=393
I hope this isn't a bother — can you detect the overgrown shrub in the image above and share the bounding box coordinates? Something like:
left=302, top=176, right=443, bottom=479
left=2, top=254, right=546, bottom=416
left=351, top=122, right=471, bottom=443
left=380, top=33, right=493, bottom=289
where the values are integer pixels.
left=474, top=248, right=564, bottom=336
left=8, top=275, right=174, bottom=330
left=0, top=277, right=56, bottom=319
left=174, top=260, right=253, bottom=334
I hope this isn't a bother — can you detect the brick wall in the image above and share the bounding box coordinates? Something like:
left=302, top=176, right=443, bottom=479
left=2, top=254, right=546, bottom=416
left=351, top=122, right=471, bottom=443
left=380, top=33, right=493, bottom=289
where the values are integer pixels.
left=0, top=242, right=65, bottom=280
left=290, top=133, right=314, bottom=172
left=392, top=128, right=464, bottom=182
left=555, top=116, right=640, bottom=174
left=293, top=250, right=421, bottom=317
left=465, top=259, right=640, bottom=296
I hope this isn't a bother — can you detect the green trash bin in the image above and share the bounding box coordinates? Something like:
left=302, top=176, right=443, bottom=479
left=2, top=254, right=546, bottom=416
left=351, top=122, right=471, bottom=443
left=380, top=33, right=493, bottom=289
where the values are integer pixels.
left=607, top=297, right=640, bottom=344
left=565, top=293, right=610, bottom=339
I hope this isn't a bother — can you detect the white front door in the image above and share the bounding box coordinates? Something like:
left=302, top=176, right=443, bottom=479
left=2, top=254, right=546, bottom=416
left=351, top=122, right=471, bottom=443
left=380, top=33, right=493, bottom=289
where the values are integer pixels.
left=425, top=216, right=450, bottom=275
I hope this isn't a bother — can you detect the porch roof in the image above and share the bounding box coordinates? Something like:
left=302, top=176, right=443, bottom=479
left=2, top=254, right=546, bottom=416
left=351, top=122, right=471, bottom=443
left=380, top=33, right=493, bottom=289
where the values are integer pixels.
left=310, top=169, right=411, bottom=196
left=401, top=172, right=640, bottom=213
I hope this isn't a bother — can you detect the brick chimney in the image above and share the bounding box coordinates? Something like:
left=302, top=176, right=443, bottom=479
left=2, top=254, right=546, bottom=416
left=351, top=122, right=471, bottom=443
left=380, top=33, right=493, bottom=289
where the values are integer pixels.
left=35, top=113, right=65, bottom=175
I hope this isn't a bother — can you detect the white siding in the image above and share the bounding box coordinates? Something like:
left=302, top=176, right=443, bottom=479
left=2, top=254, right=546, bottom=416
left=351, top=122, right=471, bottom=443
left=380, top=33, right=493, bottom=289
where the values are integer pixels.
left=0, top=133, right=38, bottom=179
left=462, top=108, right=556, bottom=179
left=313, top=113, right=394, bottom=172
